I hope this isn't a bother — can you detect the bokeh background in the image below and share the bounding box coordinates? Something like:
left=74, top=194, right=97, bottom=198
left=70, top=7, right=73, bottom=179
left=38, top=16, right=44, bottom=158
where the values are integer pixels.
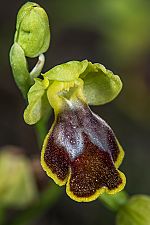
left=0, top=0, right=150, bottom=225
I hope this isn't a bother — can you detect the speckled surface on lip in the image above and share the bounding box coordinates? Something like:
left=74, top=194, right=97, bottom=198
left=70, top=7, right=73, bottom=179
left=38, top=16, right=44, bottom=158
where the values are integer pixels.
left=69, top=133, right=122, bottom=197
left=44, top=101, right=124, bottom=198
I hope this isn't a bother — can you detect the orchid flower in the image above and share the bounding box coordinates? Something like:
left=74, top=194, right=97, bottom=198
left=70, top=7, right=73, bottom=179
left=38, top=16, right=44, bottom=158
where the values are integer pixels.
left=24, top=60, right=126, bottom=202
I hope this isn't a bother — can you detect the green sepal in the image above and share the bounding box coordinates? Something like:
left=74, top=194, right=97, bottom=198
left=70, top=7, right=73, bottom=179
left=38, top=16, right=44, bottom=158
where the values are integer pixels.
left=9, top=43, right=31, bottom=99
left=81, top=62, right=122, bottom=105
left=14, top=2, right=50, bottom=58
left=43, top=60, right=88, bottom=81
left=24, top=77, right=51, bottom=125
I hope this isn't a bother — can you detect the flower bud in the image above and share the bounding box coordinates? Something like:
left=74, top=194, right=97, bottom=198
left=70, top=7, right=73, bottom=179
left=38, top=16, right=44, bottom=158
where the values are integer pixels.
left=0, top=146, right=38, bottom=208
left=116, top=195, right=150, bottom=225
left=14, top=2, right=50, bottom=57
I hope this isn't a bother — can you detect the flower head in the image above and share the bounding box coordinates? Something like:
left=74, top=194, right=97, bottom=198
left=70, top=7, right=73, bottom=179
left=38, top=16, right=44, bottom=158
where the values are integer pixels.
left=24, top=60, right=126, bottom=202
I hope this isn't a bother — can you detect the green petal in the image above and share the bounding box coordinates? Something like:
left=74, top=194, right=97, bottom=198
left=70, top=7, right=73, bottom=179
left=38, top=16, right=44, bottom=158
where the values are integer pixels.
left=24, top=77, right=51, bottom=125
left=43, top=60, right=88, bottom=81
left=81, top=63, right=122, bottom=105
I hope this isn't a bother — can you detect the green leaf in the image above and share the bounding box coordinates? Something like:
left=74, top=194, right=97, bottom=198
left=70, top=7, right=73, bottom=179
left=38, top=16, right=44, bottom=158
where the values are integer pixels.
left=81, top=62, right=122, bottom=105
left=9, top=43, right=31, bottom=98
left=24, top=77, right=51, bottom=125
left=43, top=60, right=88, bottom=81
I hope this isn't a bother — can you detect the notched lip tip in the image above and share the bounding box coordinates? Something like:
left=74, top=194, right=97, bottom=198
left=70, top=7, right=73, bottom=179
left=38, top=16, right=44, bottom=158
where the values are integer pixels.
left=66, top=185, right=106, bottom=202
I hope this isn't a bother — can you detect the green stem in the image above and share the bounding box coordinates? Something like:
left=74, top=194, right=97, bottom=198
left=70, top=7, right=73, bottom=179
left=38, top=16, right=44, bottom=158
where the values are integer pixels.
left=35, top=118, right=48, bottom=148
left=99, top=191, right=129, bottom=212
left=30, top=54, right=45, bottom=80
left=34, top=107, right=52, bottom=147
left=11, top=183, right=62, bottom=225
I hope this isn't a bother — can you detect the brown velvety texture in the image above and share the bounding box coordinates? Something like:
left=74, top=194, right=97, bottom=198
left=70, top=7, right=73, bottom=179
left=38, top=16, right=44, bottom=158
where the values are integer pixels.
left=44, top=101, right=123, bottom=197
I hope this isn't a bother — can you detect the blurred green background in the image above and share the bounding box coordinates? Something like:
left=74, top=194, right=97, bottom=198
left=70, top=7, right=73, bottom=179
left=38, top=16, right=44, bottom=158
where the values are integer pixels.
left=0, top=0, right=150, bottom=225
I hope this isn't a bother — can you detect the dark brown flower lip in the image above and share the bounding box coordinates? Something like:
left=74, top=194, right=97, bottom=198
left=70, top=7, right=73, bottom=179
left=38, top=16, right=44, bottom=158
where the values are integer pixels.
left=41, top=100, right=126, bottom=201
